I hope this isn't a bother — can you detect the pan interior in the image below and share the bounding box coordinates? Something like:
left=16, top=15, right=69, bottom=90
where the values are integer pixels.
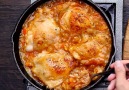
left=12, top=0, right=115, bottom=90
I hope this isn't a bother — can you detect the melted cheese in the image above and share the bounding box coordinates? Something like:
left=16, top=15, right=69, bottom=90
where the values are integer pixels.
left=69, top=40, right=101, bottom=60
left=33, top=18, right=60, bottom=52
left=34, top=18, right=60, bottom=40
left=32, top=52, right=74, bottom=88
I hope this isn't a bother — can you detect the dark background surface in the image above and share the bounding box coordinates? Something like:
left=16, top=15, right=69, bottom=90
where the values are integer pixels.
left=0, top=0, right=128, bottom=90
left=0, top=0, right=29, bottom=90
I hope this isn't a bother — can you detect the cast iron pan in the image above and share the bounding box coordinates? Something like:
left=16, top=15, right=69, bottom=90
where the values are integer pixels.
left=12, top=0, right=116, bottom=89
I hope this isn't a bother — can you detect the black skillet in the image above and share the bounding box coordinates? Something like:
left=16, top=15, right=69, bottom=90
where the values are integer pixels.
left=12, top=0, right=116, bottom=89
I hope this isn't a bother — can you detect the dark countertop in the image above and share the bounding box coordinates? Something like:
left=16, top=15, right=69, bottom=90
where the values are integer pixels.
left=0, top=0, right=30, bottom=90
left=0, top=0, right=129, bottom=90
